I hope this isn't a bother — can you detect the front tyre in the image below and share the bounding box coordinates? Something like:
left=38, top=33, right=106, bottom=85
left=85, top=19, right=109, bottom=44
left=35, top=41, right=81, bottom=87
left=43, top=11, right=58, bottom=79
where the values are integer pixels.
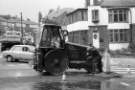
left=44, top=50, right=68, bottom=75
left=6, top=55, right=14, bottom=62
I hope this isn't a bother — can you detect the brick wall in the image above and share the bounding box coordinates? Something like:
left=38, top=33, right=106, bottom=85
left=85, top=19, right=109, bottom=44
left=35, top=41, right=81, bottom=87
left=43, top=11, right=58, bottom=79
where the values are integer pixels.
left=88, top=27, right=93, bottom=45
left=99, top=26, right=109, bottom=50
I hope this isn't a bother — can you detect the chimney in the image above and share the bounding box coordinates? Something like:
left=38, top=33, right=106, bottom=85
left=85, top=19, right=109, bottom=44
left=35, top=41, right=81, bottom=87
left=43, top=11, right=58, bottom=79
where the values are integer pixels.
left=85, top=0, right=90, bottom=7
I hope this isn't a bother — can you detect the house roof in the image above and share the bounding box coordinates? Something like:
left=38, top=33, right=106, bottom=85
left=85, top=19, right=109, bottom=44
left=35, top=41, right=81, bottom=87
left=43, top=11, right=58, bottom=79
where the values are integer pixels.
left=7, top=18, right=38, bottom=25
left=0, top=17, right=7, bottom=22
left=101, top=0, right=135, bottom=7
left=23, top=20, right=38, bottom=25
left=67, top=8, right=88, bottom=16
left=7, top=18, right=21, bottom=23
left=46, top=8, right=74, bottom=20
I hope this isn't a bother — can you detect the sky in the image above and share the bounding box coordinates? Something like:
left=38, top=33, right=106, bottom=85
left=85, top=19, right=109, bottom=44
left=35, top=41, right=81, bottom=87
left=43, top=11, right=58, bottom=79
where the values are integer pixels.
left=0, top=0, right=85, bottom=22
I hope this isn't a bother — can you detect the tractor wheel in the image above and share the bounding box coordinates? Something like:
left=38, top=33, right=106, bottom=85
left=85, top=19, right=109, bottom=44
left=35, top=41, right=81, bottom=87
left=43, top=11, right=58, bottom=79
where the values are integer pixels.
left=44, top=50, right=68, bottom=75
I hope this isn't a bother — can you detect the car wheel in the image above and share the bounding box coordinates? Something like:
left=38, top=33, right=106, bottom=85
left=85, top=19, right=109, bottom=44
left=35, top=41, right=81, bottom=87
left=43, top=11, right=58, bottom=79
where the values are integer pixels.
left=7, top=56, right=14, bottom=62
left=15, top=59, right=19, bottom=62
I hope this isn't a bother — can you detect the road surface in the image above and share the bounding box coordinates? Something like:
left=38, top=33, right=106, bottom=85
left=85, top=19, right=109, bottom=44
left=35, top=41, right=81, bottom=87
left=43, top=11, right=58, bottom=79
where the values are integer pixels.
left=0, top=56, right=135, bottom=90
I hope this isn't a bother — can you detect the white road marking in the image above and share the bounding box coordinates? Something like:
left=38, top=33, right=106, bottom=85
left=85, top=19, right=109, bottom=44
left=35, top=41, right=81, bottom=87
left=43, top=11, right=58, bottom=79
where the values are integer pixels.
left=111, top=66, right=135, bottom=74
left=120, top=82, right=130, bottom=87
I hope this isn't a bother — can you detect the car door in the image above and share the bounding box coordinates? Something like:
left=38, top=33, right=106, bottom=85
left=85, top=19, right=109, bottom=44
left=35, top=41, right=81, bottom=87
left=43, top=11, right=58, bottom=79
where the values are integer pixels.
left=21, top=46, right=34, bottom=60
left=11, top=46, right=22, bottom=59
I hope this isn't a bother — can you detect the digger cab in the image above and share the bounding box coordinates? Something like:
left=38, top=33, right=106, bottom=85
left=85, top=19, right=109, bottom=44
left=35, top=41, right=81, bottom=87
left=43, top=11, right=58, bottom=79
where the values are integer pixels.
left=39, top=24, right=67, bottom=49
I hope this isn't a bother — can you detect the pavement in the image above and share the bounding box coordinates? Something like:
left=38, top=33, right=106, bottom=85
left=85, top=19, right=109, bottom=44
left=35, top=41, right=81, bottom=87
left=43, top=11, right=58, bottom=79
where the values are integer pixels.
left=94, top=72, right=122, bottom=79
left=99, top=56, right=135, bottom=79
left=104, top=56, right=135, bottom=73
left=111, top=57, right=135, bottom=67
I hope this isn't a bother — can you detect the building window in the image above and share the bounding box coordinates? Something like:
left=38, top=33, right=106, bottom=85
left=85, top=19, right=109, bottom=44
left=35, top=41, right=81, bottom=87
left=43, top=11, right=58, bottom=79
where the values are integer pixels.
left=109, top=29, right=128, bottom=43
left=68, top=15, right=73, bottom=24
left=68, top=30, right=88, bottom=45
left=92, top=10, right=99, bottom=23
left=109, top=9, right=128, bottom=23
left=81, top=11, right=84, bottom=21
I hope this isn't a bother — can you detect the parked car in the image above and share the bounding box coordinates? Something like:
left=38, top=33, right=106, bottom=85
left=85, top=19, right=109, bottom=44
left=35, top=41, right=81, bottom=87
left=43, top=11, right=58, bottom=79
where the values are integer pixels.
left=2, top=45, right=35, bottom=62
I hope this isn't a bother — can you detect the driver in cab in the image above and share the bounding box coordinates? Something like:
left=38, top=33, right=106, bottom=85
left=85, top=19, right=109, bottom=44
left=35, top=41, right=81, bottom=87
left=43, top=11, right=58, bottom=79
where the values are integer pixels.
left=51, top=36, right=60, bottom=48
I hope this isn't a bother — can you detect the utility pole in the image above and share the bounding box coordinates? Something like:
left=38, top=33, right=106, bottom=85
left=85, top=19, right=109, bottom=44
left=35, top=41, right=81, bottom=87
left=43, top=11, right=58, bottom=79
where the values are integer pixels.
left=129, top=9, right=132, bottom=44
left=20, top=12, right=23, bottom=44
left=38, top=11, right=42, bottom=27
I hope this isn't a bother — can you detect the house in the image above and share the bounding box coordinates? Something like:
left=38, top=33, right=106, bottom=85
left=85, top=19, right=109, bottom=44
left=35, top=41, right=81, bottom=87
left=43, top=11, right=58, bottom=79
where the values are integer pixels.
left=67, top=8, right=89, bottom=45
left=4, top=18, right=38, bottom=43
left=67, top=0, right=135, bottom=50
left=88, top=0, right=135, bottom=50
left=0, top=17, right=8, bottom=36
left=0, top=16, right=38, bottom=51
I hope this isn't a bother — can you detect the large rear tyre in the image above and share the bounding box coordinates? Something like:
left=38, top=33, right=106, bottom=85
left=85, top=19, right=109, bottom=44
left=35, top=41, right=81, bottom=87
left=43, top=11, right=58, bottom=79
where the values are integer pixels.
left=44, top=50, right=68, bottom=75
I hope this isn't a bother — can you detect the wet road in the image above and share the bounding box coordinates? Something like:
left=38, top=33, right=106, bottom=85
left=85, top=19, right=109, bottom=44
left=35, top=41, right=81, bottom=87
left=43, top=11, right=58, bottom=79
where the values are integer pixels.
left=0, top=74, right=135, bottom=90
left=0, top=58, right=135, bottom=90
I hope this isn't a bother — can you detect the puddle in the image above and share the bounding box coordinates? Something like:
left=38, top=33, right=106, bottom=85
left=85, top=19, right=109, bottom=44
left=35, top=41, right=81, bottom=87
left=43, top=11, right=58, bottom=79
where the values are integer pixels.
left=0, top=76, right=132, bottom=90
left=32, top=80, right=101, bottom=90
left=32, top=79, right=131, bottom=90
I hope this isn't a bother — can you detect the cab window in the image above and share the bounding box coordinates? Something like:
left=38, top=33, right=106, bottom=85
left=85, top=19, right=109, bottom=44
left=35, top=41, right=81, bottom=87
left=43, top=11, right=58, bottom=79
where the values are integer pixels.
left=42, top=26, right=61, bottom=41
left=41, top=26, right=61, bottom=47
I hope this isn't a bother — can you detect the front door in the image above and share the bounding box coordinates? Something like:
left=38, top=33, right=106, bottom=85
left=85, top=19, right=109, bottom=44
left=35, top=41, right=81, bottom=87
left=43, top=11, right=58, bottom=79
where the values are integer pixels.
left=93, top=31, right=100, bottom=48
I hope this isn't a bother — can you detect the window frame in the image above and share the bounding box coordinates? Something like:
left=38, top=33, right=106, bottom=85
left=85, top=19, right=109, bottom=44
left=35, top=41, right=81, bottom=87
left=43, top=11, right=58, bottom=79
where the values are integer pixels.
left=109, top=29, right=128, bottom=43
left=68, top=30, right=88, bottom=45
left=92, top=9, right=99, bottom=23
left=108, top=9, right=129, bottom=23
left=81, top=11, right=84, bottom=21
